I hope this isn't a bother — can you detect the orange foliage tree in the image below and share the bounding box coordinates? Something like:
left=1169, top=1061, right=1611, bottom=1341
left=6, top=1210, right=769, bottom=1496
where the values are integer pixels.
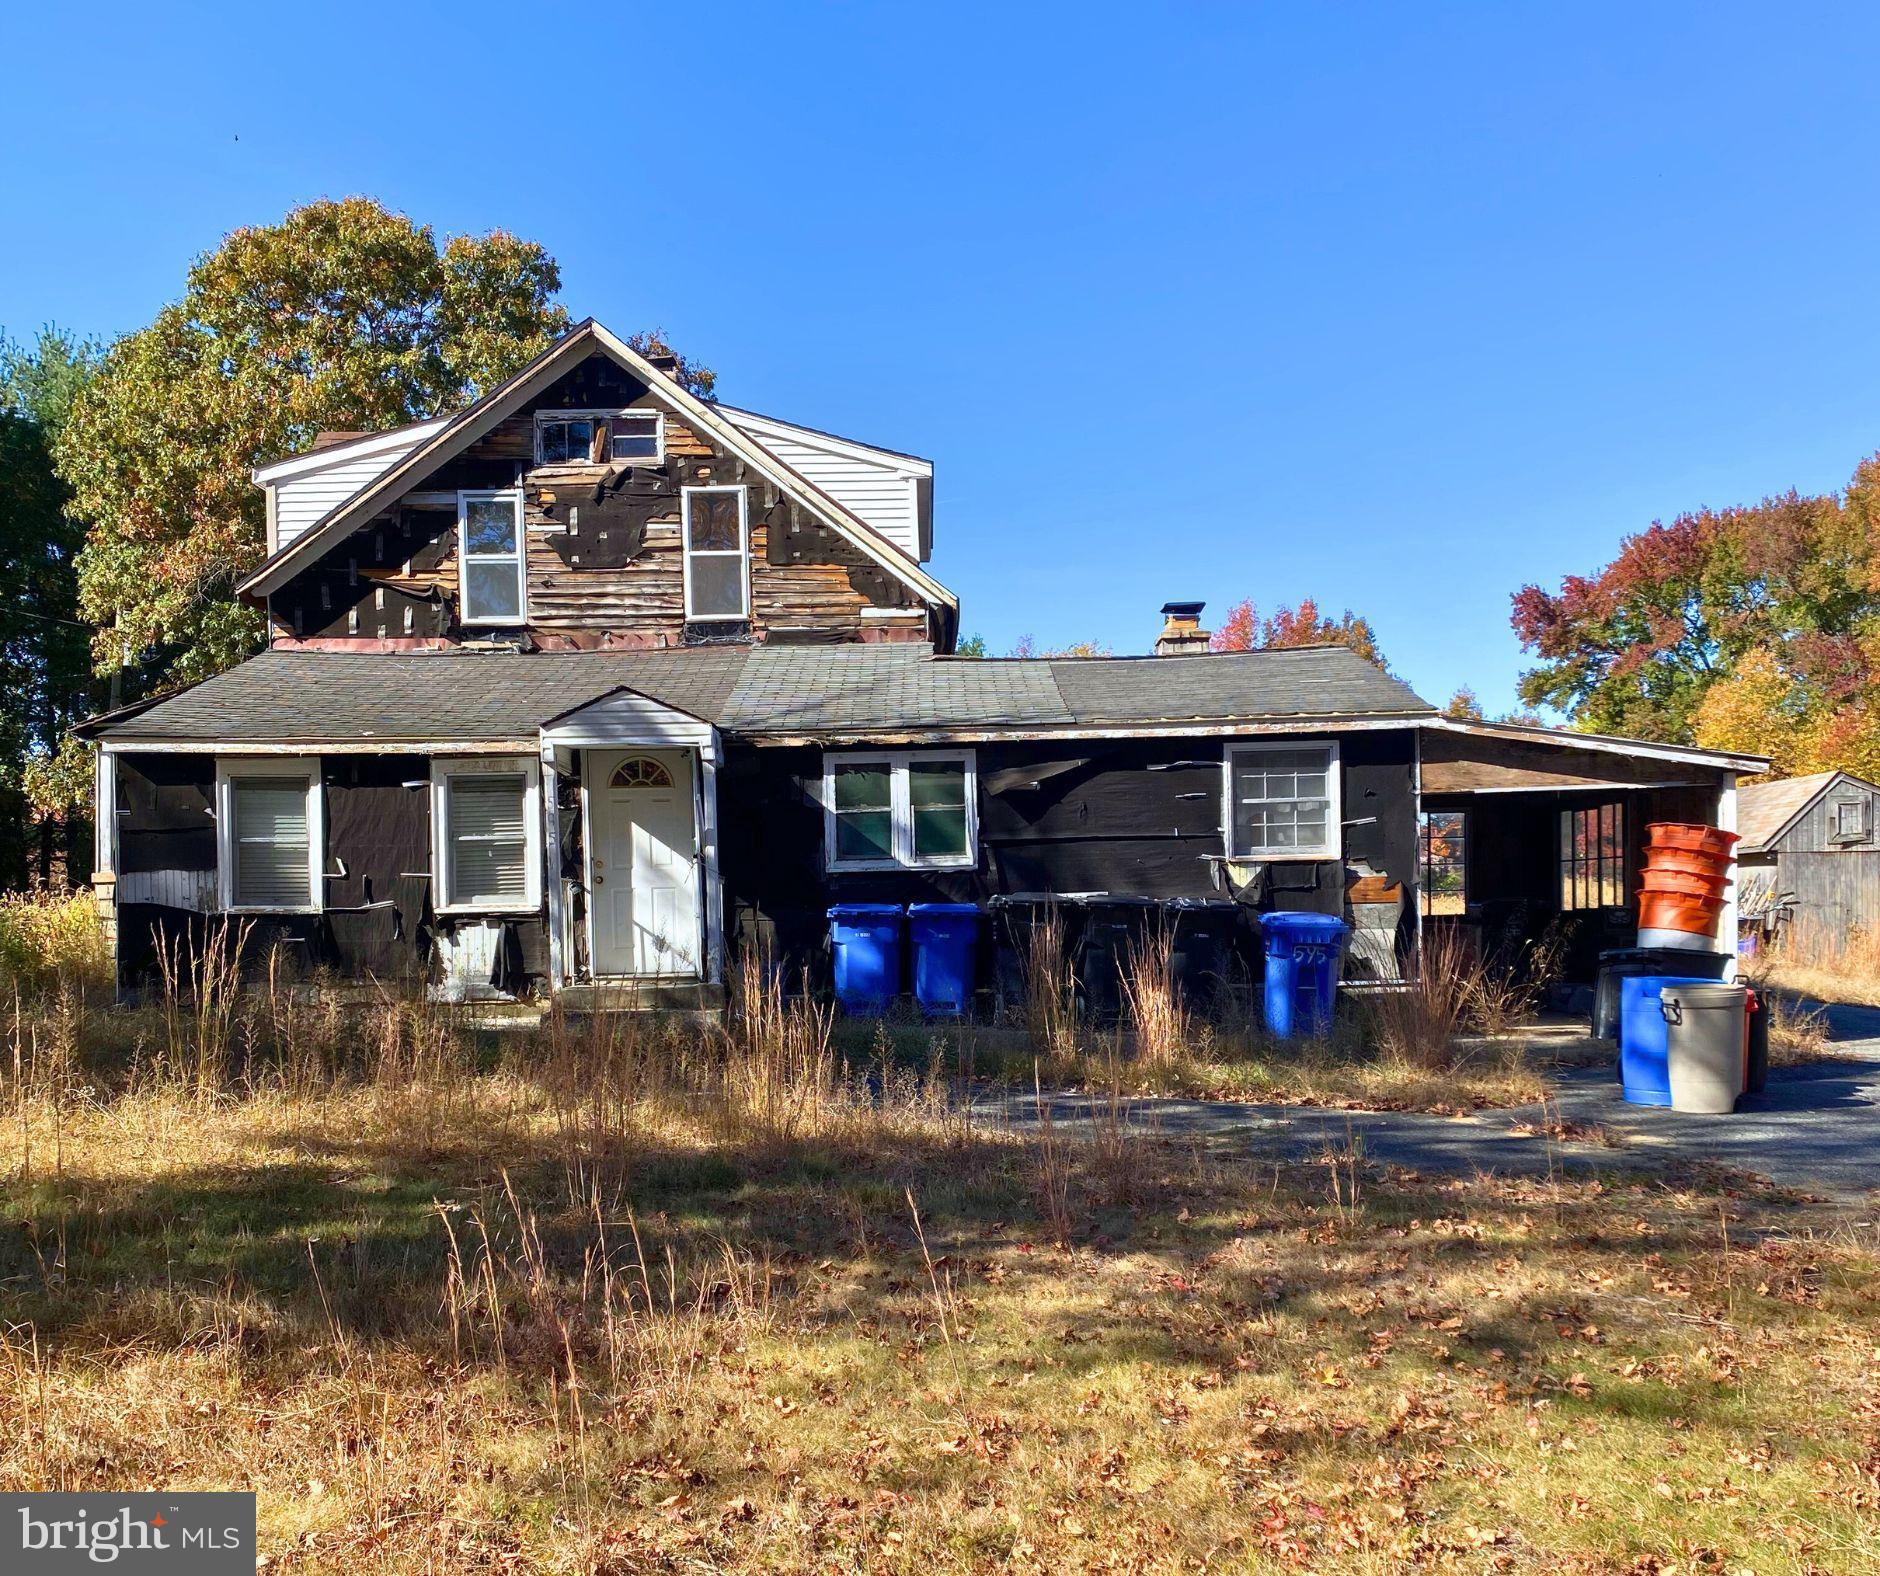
left=1209, top=597, right=1389, bottom=670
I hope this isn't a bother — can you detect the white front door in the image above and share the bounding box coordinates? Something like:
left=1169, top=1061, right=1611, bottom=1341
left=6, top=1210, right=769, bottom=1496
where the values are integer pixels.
left=588, top=748, right=701, bottom=978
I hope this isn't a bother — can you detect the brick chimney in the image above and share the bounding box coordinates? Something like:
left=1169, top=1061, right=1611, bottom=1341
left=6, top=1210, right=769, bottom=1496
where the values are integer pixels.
left=1155, top=600, right=1210, bottom=656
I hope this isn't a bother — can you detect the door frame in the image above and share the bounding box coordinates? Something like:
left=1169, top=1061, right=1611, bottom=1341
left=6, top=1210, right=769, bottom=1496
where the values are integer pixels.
left=581, top=746, right=705, bottom=981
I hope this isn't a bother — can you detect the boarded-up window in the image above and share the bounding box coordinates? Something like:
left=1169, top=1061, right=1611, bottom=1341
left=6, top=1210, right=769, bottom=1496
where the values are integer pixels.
left=233, top=778, right=313, bottom=909
left=447, top=775, right=530, bottom=907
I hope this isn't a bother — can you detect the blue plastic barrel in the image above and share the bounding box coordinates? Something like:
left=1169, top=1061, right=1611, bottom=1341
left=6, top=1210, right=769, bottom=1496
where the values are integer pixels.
left=1258, top=912, right=1350, bottom=1038
left=1619, top=973, right=1722, bottom=1105
left=908, top=903, right=981, bottom=1017
left=827, top=903, right=903, bottom=1015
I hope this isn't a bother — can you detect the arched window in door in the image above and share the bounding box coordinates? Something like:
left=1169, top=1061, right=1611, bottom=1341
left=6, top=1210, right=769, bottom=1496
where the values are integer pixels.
left=610, top=756, right=673, bottom=790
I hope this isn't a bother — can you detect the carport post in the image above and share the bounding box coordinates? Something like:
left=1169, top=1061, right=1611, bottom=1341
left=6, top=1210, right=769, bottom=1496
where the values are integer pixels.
left=1717, top=771, right=1738, bottom=982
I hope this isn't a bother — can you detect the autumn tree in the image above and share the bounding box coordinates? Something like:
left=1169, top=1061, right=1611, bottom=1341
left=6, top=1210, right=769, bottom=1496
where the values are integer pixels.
left=626, top=328, right=717, bottom=403
left=58, top=198, right=571, bottom=693
left=1442, top=686, right=1485, bottom=721
left=1209, top=596, right=1390, bottom=671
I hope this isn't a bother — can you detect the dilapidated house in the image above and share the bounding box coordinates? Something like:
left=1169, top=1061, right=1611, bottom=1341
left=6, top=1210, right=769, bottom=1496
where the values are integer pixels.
left=77, top=319, right=1768, bottom=1006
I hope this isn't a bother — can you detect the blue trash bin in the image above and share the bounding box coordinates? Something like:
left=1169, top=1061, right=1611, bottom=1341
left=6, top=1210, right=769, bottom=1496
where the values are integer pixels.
left=908, top=903, right=981, bottom=1017
left=1619, top=973, right=1724, bottom=1105
left=827, top=903, right=903, bottom=1015
left=1258, top=912, right=1349, bottom=1038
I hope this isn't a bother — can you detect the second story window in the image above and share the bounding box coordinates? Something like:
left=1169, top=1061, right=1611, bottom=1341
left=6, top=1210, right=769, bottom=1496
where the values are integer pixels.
left=535, top=410, right=662, bottom=466
left=458, top=490, right=526, bottom=626
left=682, top=486, right=750, bottom=623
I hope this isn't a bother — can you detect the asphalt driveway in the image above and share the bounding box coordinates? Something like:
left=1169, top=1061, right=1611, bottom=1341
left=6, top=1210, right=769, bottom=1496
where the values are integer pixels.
left=974, top=1000, right=1880, bottom=1206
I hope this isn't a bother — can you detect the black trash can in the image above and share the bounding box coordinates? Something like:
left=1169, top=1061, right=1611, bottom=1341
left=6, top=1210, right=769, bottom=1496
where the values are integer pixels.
left=1076, top=895, right=1158, bottom=1022
left=988, top=893, right=1084, bottom=1013
left=1593, top=946, right=1732, bottom=1041
left=1163, top=897, right=1242, bottom=1011
left=1745, top=986, right=1770, bottom=1096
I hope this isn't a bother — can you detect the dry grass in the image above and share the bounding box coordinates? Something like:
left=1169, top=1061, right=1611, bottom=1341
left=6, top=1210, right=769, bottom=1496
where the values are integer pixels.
left=2, top=962, right=1873, bottom=1573
left=1749, top=923, right=1880, bottom=1008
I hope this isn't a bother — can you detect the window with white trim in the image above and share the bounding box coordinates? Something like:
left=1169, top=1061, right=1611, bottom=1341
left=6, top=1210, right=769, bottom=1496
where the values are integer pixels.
left=432, top=758, right=542, bottom=912
left=824, top=751, right=977, bottom=871
left=534, top=409, right=663, bottom=466
left=458, top=490, right=526, bottom=626
left=217, top=759, right=322, bottom=913
left=1224, top=742, right=1341, bottom=859
left=682, top=486, right=750, bottom=622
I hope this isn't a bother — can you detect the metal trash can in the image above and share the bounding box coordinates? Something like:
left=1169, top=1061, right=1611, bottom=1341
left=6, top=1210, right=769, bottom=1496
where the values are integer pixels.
left=1661, top=982, right=1750, bottom=1114
left=1163, top=897, right=1241, bottom=1010
left=1619, top=973, right=1724, bottom=1105
left=1076, top=895, right=1158, bottom=1022
left=1257, top=911, right=1349, bottom=1038
left=827, top=903, right=903, bottom=1015
left=1593, top=946, right=1731, bottom=1040
left=907, top=903, right=981, bottom=1017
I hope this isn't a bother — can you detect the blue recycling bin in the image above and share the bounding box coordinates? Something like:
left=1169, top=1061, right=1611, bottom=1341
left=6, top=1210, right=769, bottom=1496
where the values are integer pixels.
left=827, top=903, right=903, bottom=1015
left=908, top=903, right=981, bottom=1017
left=1258, top=912, right=1349, bottom=1038
left=1619, top=973, right=1725, bottom=1105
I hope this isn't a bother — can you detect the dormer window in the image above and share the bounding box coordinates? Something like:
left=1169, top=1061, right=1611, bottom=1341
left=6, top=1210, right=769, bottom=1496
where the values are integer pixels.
left=534, top=409, right=662, bottom=466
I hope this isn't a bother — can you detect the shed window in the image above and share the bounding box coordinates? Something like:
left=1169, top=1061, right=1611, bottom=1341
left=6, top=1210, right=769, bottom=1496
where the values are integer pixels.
left=217, top=759, right=321, bottom=913
left=458, top=490, right=525, bottom=625
left=1830, top=798, right=1871, bottom=843
left=824, top=752, right=976, bottom=871
left=1224, top=742, right=1340, bottom=859
left=433, top=759, right=541, bottom=912
left=535, top=409, right=662, bottom=466
left=1560, top=801, right=1626, bottom=910
left=682, top=486, right=750, bottom=622
left=1419, top=810, right=1467, bottom=916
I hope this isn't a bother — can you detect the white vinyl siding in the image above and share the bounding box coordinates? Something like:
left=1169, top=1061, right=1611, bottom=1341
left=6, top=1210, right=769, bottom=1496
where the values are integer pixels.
left=262, top=423, right=447, bottom=553
left=718, top=408, right=930, bottom=561
left=432, top=758, right=542, bottom=914
left=216, top=759, right=322, bottom=913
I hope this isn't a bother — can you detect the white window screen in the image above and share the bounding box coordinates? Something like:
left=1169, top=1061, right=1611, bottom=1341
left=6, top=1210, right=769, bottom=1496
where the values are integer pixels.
left=1230, top=747, right=1335, bottom=856
left=233, top=778, right=311, bottom=908
left=448, top=775, right=530, bottom=905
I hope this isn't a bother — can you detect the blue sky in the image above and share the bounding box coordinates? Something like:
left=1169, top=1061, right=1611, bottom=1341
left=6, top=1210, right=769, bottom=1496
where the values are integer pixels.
left=5, top=3, right=1880, bottom=711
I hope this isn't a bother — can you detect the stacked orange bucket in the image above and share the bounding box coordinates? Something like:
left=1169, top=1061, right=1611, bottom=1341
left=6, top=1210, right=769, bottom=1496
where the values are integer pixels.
left=1638, top=823, right=1740, bottom=948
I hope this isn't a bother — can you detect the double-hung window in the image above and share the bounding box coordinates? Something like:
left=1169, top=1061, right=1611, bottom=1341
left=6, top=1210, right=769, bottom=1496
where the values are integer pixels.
left=217, top=759, right=322, bottom=913
left=824, top=751, right=977, bottom=871
left=1223, top=742, right=1341, bottom=859
left=432, top=758, right=541, bottom=913
left=681, top=486, right=750, bottom=623
left=1560, top=801, right=1626, bottom=910
left=534, top=409, right=663, bottom=466
left=458, top=490, right=526, bottom=626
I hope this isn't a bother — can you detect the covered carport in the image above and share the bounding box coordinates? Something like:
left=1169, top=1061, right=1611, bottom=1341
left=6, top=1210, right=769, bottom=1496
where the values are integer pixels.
left=1415, top=721, right=1768, bottom=986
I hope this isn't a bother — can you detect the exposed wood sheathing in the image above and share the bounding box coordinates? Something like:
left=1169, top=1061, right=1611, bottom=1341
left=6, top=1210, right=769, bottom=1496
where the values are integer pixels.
left=267, top=354, right=924, bottom=649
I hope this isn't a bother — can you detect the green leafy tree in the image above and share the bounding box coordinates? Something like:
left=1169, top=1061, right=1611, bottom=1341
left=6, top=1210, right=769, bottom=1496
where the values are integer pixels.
left=58, top=198, right=571, bottom=692
left=0, top=327, right=103, bottom=885
left=953, top=632, right=988, bottom=657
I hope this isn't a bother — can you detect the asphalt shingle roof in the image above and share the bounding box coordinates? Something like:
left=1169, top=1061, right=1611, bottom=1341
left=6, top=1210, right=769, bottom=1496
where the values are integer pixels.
left=1736, top=771, right=1840, bottom=853
left=90, top=643, right=1435, bottom=746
